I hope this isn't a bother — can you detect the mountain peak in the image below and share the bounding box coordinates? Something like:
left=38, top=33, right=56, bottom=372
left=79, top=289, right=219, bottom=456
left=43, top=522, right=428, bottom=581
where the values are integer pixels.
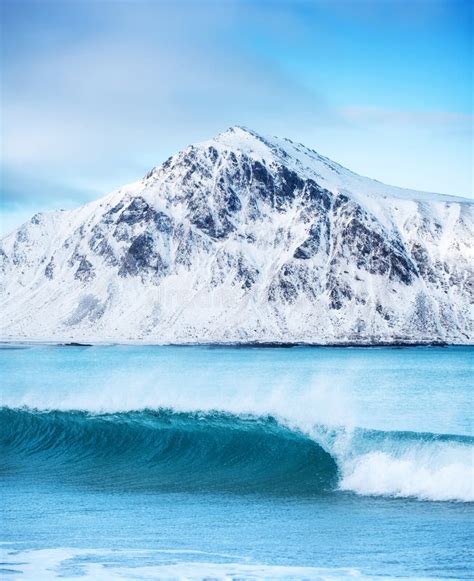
left=211, top=125, right=273, bottom=150
left=218, top=125, right=263, bottom=138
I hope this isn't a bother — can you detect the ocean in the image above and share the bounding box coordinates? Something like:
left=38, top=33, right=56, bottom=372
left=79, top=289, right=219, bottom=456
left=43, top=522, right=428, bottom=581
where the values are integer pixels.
left=1, top=345, right=472, bottom=579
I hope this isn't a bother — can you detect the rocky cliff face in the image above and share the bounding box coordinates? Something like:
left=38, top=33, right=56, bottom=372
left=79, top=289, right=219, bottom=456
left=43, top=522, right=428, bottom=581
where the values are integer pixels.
left=1, top=126, right=472, bottom=343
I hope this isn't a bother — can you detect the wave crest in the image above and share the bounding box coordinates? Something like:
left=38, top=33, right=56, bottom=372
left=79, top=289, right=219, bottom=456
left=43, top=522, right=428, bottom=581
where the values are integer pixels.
left=0, top=407, right=337, bottom=495
left=1, top=407, right=472, bottom=502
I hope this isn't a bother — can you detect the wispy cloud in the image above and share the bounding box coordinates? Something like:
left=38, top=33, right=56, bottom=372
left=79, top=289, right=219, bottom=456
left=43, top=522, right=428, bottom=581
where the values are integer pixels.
left=341, top=106, right=473, bottom=131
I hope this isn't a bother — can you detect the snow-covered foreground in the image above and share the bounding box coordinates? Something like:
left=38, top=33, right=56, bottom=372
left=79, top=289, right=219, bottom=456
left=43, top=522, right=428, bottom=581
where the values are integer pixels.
left=0, top=126, right=472, bottom=343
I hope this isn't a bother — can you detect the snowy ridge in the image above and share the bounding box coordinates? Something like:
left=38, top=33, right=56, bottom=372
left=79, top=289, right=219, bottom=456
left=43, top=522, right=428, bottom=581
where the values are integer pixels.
left=1, top=126, right=472, bottom=343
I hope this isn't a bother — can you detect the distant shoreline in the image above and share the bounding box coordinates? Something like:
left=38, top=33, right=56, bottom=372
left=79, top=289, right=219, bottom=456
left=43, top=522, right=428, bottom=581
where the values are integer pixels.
left=1, top=339, right=471, bottom=349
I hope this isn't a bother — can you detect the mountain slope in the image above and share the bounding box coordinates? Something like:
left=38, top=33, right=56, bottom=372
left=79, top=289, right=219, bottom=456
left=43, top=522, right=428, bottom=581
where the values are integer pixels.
left=1, top=126, right=472, bottom=344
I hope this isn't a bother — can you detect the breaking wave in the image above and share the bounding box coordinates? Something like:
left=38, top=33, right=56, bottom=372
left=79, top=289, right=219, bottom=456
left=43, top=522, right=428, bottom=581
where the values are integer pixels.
left=1, top=407, right=472, bottom=502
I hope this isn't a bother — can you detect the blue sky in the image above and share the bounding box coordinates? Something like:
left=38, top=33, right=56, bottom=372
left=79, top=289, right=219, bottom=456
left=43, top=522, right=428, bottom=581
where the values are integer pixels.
left=1, top=0, right=472, bottom=234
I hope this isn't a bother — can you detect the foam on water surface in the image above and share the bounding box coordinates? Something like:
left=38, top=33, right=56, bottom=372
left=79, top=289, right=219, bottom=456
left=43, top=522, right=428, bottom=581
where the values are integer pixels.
left=0, top=547, right=442, bottom=580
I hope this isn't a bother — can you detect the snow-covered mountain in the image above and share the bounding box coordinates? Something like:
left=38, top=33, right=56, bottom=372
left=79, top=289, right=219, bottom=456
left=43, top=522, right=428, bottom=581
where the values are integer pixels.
left=1, top=126, right=472, bottom=344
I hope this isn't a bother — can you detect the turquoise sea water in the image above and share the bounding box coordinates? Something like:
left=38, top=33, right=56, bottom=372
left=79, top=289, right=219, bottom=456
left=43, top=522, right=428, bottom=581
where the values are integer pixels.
left=1, top=345, right=473, bottom=579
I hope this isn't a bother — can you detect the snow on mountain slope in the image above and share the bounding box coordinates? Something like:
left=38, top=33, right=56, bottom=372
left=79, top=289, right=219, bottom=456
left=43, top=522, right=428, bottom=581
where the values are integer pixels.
left=1, top=126, right=472, bottom=344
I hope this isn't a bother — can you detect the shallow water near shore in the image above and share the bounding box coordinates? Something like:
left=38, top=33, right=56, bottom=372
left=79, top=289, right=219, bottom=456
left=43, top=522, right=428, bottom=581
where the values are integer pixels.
left=1, top=345, right=473, bottom=579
